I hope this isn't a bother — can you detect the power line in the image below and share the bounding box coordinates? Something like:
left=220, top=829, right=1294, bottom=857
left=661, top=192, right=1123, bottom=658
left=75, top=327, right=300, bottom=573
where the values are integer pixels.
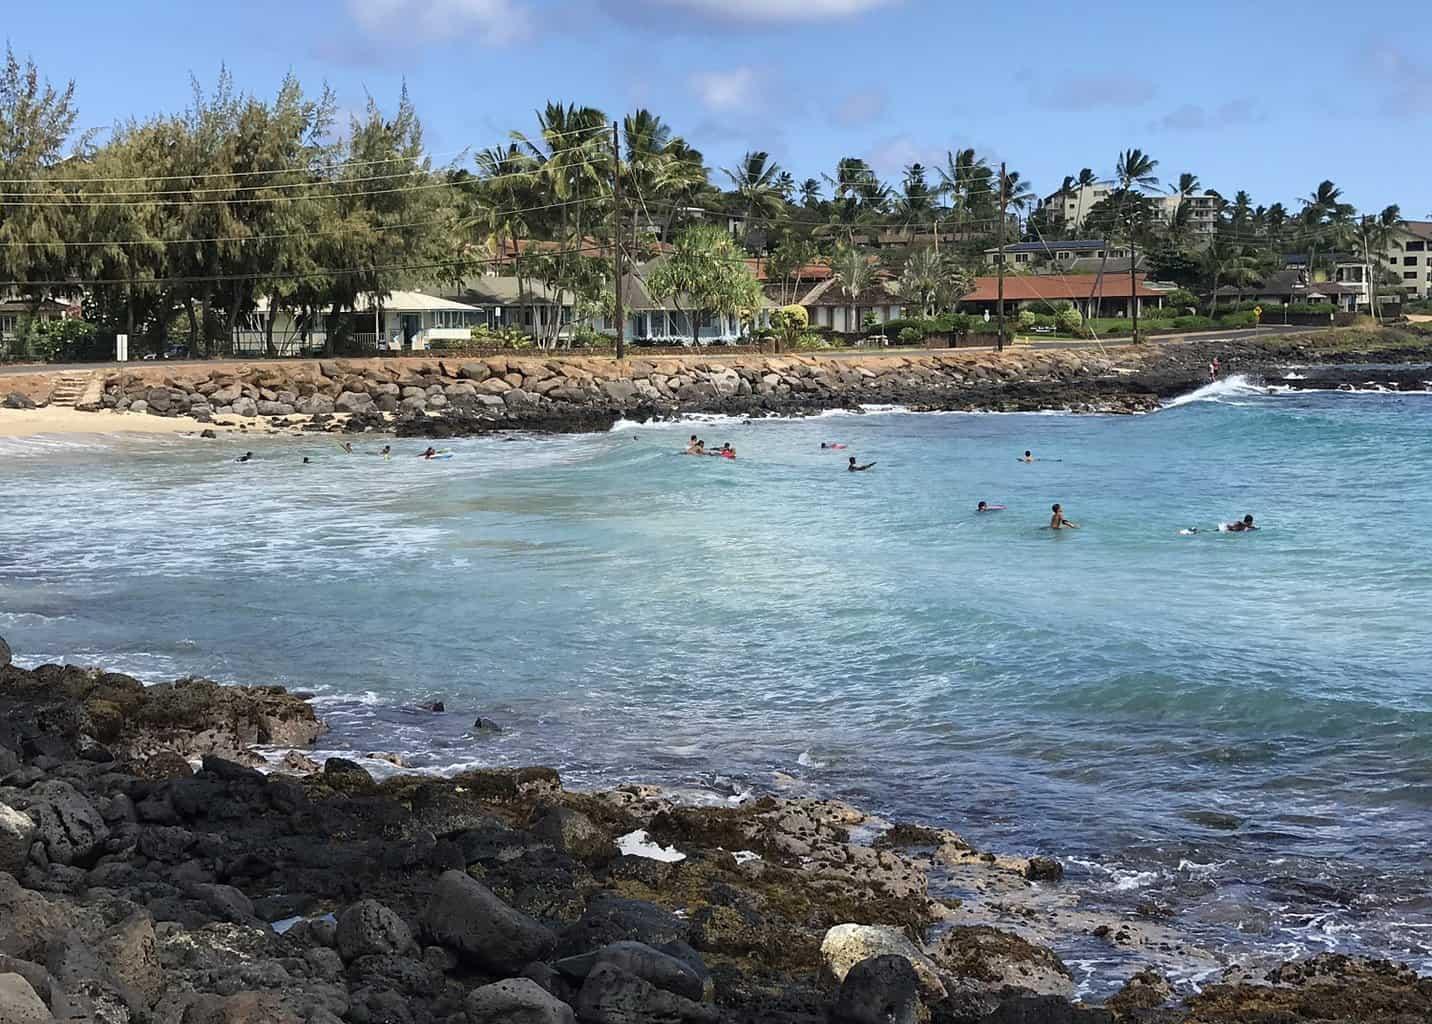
left=0, top=122, right=611, bottom=186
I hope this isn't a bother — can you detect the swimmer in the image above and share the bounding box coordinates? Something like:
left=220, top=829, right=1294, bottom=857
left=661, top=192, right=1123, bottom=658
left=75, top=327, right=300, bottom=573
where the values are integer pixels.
left=718, top=443, right=735, bottom=459
left=341, top=442, right=354, bottom=454
left=1224, top=514, right=1257, bottom=532
left=419, top=446, right=437, bottom=460
left=302, top=457, right=311, bottom=464
left=847, top=456, right=876, bottom=472
left=977, top=501, right=1005, bottom=512
left=1178, top=527, right=1199, bottom=535
left=235, top=452, right=253, bottom=463
left=380, top=444, right=392, bottom=460
left=821, top=442, right=848, bottom=450
left=1050, top=503, right=1078, bottom=529
left=685, top=434, right=700, bottom=454
left=1021, top=450, right=1035, bottom=463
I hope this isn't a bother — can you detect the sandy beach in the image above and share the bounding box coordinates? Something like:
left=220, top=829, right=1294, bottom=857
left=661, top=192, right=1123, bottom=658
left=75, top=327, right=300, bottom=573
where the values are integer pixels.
left=0, top=406, right=246, bottom=437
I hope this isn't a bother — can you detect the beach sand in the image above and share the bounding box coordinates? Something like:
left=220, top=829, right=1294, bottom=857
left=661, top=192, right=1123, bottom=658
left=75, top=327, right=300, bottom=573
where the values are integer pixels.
left=0, top=406, right=251, bottom=438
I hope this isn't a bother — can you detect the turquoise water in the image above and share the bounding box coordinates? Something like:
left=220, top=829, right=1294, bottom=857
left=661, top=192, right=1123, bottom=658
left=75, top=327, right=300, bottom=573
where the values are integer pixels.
left=3, top=376, right=1431, bottom=987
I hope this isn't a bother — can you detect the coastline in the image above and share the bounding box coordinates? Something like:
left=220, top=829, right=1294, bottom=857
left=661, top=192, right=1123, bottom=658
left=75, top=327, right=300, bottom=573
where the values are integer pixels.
left=3, top=326, right=1431, bottom=442
left=1, top=643, right=1428, bottom=1022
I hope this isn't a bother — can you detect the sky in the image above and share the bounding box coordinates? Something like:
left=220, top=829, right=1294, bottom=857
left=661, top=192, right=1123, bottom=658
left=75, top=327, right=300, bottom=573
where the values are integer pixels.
left=8, top=0, right=1431, bottom=218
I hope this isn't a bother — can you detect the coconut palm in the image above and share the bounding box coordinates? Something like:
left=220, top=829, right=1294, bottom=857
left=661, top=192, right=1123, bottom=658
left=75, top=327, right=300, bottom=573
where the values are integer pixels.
left=652, top=137, right=712, bottom=242
left=1112, top=148, right=1159, bottom=339
left=830, top=243, right=879, bottom=308
left=936, top=148, right=994, bottom=222
left=799, top=177, right=822, bottom=209
left=1167, top=172, right=1201, bottom=232
left=1070, top=167, right=1099, bottom=232
left=721, top=150, right=786, bottom=245
left=893, top=162, right=938, bottom=242
left=896, top=246, right=972, bottom=316
left=1357, top=205, right=1404, bottom=320
left=999, top=169, right=1035, bottom=215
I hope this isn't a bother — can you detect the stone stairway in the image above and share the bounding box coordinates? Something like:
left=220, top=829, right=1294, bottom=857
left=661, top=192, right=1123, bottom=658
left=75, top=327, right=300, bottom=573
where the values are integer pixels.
left=48, top=371, right=100, bottom=408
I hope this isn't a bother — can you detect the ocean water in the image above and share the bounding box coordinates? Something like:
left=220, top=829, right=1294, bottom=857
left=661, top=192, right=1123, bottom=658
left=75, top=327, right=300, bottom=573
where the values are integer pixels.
left=3, top=376, right=1431, bottom=992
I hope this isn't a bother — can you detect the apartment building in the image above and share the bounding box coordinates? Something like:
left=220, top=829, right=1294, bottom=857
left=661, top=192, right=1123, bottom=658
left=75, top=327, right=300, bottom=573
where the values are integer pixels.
left=1380, top=221, right=1432, bottom=301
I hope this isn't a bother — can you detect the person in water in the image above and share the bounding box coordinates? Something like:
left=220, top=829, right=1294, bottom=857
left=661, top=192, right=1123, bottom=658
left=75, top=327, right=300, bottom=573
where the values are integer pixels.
left=380, top=444, right=392, bottom=460
left=1225, top=514, right=1257, bottom=532
left=685, top=437, right=705, bottom=455
left=235, top=452, right=253, bottom=463
left=1050, top=503, right=1078, bottom=529
left=718, top=443, right=735, bottom=459
left=847, top=456, right=876, bottom=472
left=1210, top=356, right=1221, bottom=381
left=341, top=442, right=354, bottom=454
left=1021, top=450, right=1035, bottom=463
left=420, top=446, right=438, bottom=460
left=821, top=442, right=848, bottom=450
left=977, top=501, right=1005, bottom=512
left=302, top=457, right=311, bottom=464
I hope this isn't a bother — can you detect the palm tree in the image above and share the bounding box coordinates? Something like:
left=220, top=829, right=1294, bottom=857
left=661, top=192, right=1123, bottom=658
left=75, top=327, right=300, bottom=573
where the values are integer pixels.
left=894, top=162, right=938, bottom=243
left=773, top=170, right=796, bottom=203
left=896, top=246, right=972, bottom=317
left=936, top=148, right=993, bottom=225
left=651, top=137, right=711, bottom=242
left=1201, top=238, right=1260, bottom=315
left=799, top=177, right=822, bottom=209
left=721, top=151, right=786, bottom=246
left=1113, top=148, right=1159, bottom=339
left=1071, top=167, right=1098, bottom=233
left=1167, top=172, right=1201, bottom=236
left=830, top=244, right=880, bottom=330
left=1358, top=204, right=1403, bottom=320
left=1000, top=169, right=1035, bottom=215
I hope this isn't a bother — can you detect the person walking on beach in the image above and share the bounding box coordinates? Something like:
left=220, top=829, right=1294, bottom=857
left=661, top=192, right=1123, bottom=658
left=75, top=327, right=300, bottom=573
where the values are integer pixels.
left=848, top=456, right=876, bottom=472
left=1050, top=503, right=1078, bottom=529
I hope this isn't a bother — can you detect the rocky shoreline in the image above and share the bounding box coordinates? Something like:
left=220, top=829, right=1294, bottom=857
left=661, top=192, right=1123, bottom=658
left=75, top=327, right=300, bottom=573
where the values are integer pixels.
left=1, top=327, right=1426, bottom=440
left=2, top=637, right=1429, bottom=1023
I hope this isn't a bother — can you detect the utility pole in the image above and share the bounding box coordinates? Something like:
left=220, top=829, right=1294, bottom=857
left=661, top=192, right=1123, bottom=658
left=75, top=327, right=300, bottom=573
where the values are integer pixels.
left=996, top=161, right=1007, bottom=352
left=611, top=121, right=626, bottom=360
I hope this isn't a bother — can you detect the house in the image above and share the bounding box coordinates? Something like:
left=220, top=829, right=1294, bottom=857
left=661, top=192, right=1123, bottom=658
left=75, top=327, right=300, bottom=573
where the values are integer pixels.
left=962, top=273, right=1166, bottom=319
left=1378, top=221, right=1432, bottom=300
left=236, top=290, right=487, bottom=355
left=0, top=296, right=79, bottom=358
left=796, top=277, right=903, bottom=333
left=445, top=277, right=578, bottom=340
left=611, top=270, right=769, bottom=345
left=1213, top=268, right=1363, bottom=312
left=984, top=240, right=1129, bottom=271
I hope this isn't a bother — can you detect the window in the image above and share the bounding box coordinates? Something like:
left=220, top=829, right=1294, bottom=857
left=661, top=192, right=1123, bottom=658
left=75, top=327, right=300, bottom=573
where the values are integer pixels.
left=1404, top=271, right=1417, bottom=279
left=0, top=314, right=16, bottom=336
left=431, top=310, right=479, bottom=329
left=1407, top=241, right=1425, bottom=252
left=1405, top=256, right=1419, bottom=267
left=1015, top=253, right=1030, bottom=264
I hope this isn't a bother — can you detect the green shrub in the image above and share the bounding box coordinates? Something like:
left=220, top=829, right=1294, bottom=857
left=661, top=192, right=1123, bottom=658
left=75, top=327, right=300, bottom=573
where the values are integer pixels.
left=1015, top=310, right=1037, bottom=332
left=793, top=332, right=829, bottom=351
left=28, top=317, right=100, bottom=362
left=1169, top=315, right=1215, bottom=330
left=1056, top=307, right=1083, bottom=333
left=1216, top=310, right=1257, bottom=327
left=897, top=326, right=923, bottom=345
left=470, top=324, right=533, bottom=349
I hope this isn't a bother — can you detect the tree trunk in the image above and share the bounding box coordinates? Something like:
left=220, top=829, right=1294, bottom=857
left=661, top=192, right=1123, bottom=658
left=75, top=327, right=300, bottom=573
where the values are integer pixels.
left=185, top=298, right=199, bottom=356
left=264, top=291, right=278, bottom=358
left=200, top=287, right=214, bottom=359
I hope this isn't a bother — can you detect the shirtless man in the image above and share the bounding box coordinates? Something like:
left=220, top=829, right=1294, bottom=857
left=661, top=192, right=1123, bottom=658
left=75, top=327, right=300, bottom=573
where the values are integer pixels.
left=1050, top=503, right=1078, bottom=529
left=847, top=456, right=876, bottom=472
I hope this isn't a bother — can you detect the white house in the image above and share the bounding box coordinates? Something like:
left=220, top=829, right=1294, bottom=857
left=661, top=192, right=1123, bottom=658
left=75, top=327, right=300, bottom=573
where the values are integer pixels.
left=235, top=290, right=486, bottom=355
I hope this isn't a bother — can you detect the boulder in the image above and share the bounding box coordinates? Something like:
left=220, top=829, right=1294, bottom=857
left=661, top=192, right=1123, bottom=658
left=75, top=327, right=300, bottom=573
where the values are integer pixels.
left=503, top=388, right=539, bottom=410
left=575, top=963, right=719, bottom=1024
left=533, top=807, right=613, bottom=863
left=0, top=973, right=51, bottom=1024
left=20, top=781, right=109, bottom=866
left=821, top=924, right=945, bottom=1000
left=2, top=393, right=37, bottom=410
left=0, top=805, right=34, bottom=877
left=1025, top=856, right=1064, bottom=882
left=560, top=895, right=689, bottom=957
left=1, top=634, right=10, bottom=668
left=476, top=377, right=510, bottom=396
left=458, top=363, right=491, bottom=382
left=294, top=395, right=335, bottom=415
left=1105, top=968, right=1173, bottom=1015
left=466, top=978, right=575, bottom=1024
left=335, top=900, right=416, bottom=962
left=229, top=396, right=258, bottom=418
left=129, top=399, right=149, bottom=414
left=420, top=869, right=556, bottom=973
left=554, top=941, right=708, bottom=1001
left=929, top=926, right=1073, bottom=999
left=0, top=873, right=67, bottom=960
left=98, top=912, right=162, bottom=1007
left=334, top=392, right=376, bottom=414
left=602, top=380, right=639, bottom=405
left=832, top=955, right=920, bottom=1024
left=255, top=401, right=295, bottom=417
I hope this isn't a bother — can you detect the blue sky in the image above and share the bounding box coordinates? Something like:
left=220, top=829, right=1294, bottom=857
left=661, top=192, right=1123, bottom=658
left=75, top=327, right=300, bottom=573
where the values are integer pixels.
left=9, top=0, right=1431, bottom=217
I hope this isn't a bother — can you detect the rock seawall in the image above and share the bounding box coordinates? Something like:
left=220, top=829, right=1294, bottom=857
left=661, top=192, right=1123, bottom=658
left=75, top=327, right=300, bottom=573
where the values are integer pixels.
left=1, top=638, right=1428, bottom=1023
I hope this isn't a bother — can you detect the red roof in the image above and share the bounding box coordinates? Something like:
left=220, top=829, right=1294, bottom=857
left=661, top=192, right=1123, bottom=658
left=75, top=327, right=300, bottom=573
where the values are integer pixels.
left=965, top=273, right=1163, bottom=301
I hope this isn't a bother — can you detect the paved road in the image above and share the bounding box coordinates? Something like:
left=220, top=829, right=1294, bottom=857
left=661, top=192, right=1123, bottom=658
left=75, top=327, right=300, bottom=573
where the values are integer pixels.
left=0, top=324, right=1328, bottom=376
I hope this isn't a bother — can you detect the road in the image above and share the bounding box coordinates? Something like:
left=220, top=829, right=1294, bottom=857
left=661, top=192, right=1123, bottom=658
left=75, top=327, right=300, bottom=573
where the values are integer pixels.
left=0, top=324, right=1328, bottom=376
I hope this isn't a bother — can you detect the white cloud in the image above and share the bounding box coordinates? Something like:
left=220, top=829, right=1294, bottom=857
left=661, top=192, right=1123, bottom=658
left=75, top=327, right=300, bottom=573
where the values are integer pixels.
left=347, top=0, right=532, bottom=43
left=634, top=0, right=898, bottom=24
left=690, top=67, right=761, bottom=113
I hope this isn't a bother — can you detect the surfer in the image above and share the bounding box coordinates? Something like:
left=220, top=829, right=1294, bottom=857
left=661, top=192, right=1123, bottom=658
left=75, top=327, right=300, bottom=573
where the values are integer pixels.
left=1050, top=503, right=1078, bottom=529
left=1210, top=356, right=1221, bottom=381
left=847, top=456, right=876, bottom=472
left=235, top=452, right=253, bottom=463
left=1224, top=514, right=1257, bottom=532
left=419, top=446, right=438, bottom=460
